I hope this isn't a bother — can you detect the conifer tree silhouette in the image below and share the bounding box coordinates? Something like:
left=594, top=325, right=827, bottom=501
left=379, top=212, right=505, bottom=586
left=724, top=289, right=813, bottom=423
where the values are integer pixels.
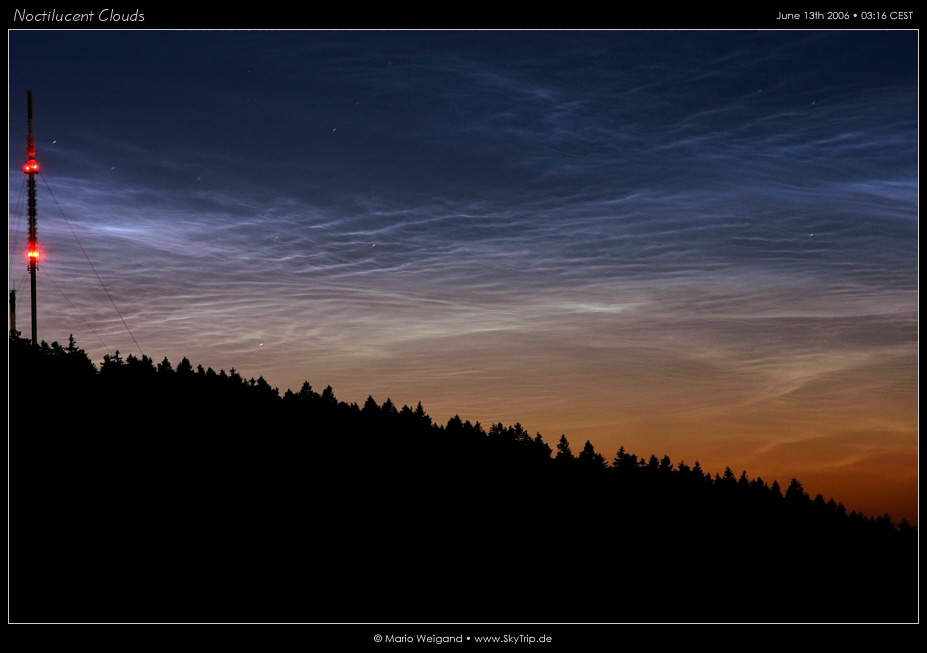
left=555, top=434, right=574, bottom=460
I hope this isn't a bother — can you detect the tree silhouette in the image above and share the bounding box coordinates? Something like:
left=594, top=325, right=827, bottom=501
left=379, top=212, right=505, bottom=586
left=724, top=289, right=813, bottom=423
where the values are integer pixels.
left=532, top=433, right=553, bottom=461
left=100, top=349, right=123, bottom=374
left=578, top=440, right=607, bottom=472
left=8, top=333, right=917, bottom=624
left=785, top=478, right=808, bottom=503
left=770, top=480, right=783, bottom=500
left=362, top=395, right=380, bottom=416
left=321, top=385, right=337, bottom=406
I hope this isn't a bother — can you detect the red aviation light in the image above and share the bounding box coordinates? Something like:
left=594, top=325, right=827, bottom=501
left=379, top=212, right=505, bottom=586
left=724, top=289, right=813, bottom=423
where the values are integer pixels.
left=28, top=249, right=39, bottom=259
left=23, top=159, right=40, bottom=174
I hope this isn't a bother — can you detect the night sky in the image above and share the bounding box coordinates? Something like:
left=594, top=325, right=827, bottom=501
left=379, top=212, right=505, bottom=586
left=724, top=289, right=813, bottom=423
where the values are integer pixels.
left=8, top=31, right=918, bottom=524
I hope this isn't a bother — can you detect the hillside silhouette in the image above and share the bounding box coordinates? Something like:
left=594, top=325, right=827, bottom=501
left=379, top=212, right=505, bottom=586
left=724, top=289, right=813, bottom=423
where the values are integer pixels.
left=9, top=337, right=917, bottom=623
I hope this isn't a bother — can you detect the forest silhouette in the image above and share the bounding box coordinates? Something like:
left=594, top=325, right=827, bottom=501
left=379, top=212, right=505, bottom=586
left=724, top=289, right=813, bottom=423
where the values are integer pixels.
left=9, top=336, right=917, bottom=623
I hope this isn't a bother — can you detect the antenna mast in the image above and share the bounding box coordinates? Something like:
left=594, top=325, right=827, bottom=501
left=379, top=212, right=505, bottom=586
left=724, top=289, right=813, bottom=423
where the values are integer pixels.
left=23, top=91, right=40, bottom=347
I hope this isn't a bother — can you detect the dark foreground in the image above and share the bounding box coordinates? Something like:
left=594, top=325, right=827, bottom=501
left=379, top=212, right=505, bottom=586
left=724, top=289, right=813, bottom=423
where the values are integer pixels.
left=10, top=339, right=917, bottom=623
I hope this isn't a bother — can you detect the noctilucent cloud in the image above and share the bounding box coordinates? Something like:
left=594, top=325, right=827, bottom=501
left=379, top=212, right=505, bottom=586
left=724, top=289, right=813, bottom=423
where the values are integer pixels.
left=9, top=31, right=917, bottom=524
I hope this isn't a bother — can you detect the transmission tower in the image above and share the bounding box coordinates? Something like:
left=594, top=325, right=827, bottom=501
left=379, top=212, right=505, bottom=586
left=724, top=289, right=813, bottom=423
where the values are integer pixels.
left=23, top=91, right=40, bottom=346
